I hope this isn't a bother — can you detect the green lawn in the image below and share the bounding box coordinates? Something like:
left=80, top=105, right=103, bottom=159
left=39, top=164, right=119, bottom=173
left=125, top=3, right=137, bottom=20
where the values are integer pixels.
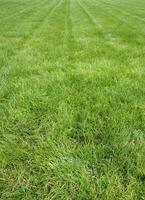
left=0, top=0, right=145, bottom=199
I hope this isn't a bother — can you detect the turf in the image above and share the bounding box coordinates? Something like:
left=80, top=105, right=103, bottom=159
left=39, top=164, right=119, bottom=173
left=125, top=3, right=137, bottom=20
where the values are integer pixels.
left=0, top=0, right=145, bottom=199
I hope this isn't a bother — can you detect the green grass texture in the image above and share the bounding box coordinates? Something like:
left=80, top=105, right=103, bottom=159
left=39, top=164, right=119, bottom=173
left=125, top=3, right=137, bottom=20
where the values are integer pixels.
left=0, top=0, right=145, bottom=199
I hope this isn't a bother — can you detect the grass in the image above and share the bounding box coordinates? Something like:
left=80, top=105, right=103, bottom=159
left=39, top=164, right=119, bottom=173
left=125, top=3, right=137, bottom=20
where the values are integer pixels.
left=0, top=0, right=145, bottom=199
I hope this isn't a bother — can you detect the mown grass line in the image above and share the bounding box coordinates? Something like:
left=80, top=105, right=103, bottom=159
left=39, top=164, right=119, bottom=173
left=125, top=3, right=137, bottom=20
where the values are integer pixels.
left=64, top=0, right=77, bottom=66
left=0, top=0, right=60, bottom=74
left=80, top=0, right=145, bottom=49
left=99, top=0, right=145, bottom=23
left=83, top=0, right=145, bottom=35
left=0, top=0, right=58, bottom=64
left=0, top=0, right=46, bottom=23
left=104, top=0, right=145, bottom=16
left=0, top=0, right=33, bottom=13
left=0, top=0, right=56, bottom=31
left=92, top=0, right=145, bottom=28
left=76, top=0, right=98, bottom=27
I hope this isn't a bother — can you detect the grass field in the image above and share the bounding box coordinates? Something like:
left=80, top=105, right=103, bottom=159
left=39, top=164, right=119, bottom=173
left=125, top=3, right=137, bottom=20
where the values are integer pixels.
left=0, top=0, right=145, bottom=199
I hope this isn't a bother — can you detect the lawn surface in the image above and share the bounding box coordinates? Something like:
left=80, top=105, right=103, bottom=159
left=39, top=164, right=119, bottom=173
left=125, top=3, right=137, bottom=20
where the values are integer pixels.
left=0, top=0, right=145, bottom=199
